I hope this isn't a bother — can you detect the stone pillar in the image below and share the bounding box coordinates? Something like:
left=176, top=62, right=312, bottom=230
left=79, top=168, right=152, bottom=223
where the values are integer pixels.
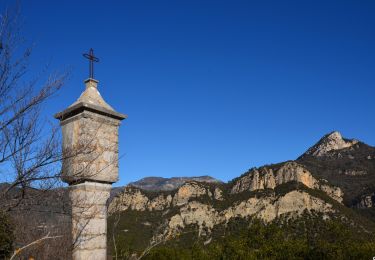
left=55, top=78, right=126, bottom=260
left=70, top=182, right=111, bottom=260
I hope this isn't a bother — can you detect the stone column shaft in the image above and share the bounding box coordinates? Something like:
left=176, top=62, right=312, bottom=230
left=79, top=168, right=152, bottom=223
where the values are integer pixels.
left=70, top=182, right=111, bottom=260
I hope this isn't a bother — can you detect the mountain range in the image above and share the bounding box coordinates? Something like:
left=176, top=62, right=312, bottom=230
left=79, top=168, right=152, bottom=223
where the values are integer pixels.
left=128, top=176, right=222, bottom=191
left=108, top=131, right=375, bottom=259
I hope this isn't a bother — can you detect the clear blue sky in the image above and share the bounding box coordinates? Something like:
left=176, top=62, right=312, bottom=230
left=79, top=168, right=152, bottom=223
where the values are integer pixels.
left=9, top=0, right=375, bottom=186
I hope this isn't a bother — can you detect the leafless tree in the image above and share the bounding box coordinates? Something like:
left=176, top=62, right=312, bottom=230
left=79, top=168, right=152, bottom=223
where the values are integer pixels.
left=0, top=4, right=67, bottom=206
left=0, top=4, right=71, bottom=259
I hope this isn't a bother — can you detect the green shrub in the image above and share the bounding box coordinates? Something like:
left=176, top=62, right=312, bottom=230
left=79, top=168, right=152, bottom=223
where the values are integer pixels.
left=0, top=211, right=13, bottom=258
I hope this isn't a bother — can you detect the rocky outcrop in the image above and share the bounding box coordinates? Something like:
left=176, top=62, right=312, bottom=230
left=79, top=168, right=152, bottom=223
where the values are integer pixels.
left=108, top=187, right=172, bottom=213
left=223, top=190, right=333, bottom=223
left=276, top=162, right=317, bottom=187
left=149, top=194, right=173, bottom=210
left=319, top=183, right=343, bottom=202
left=214, top=187, right=223, bottom=200
left=303, top=131, right=358, bottom=157
left=109, top=182, right=221, bottom=213
left=109, top=188, right=149, bottom=212
left=172, top=182, right=209, bottom=206
left=168, top=201, right=219, bottom=237
left=355, top=193, right=375, bottom=208
left=166, top=191, right=334, bottom=237
left=231, top=162, right=315, bottom=193
left=231, top=162, right=343, bottom=203
left=110, top=161, right=344, bottom=215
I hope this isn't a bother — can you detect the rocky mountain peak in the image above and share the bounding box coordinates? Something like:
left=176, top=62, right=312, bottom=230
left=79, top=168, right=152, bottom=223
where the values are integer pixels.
left=303, top=131, right=358, bottom=157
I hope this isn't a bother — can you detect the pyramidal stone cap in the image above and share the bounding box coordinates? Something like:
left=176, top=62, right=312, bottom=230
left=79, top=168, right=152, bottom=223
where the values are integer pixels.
left=54, top=78, right=127, bottom=121
left=54, top=78, right=126, bottom=184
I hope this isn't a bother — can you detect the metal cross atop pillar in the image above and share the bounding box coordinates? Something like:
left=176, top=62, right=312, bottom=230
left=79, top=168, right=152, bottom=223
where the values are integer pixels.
left=83, top=48, right=99, bottom=79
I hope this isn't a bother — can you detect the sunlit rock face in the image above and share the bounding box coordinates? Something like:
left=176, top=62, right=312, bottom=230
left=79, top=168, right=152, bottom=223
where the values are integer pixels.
left=165, top=191, right=334, bottom=237
left=109, top=182, right=224, bottom=213
left=110, top=181, right=336, bottom=238
left=303, top=131, right=358, bottom=157
left=230, top=162, right=343, bottom=203
left=109, top=177, right=338, bottom=239
left=109, top=187, right=173, bottom=212
left=172, top=182, right=208, bottom=206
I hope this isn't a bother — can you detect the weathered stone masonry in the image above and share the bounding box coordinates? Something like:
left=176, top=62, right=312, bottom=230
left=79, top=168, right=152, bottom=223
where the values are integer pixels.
left=55, top=78, right=126, bottom=260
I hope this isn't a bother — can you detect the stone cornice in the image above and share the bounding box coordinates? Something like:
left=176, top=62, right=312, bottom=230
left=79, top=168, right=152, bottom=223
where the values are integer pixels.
left=54, top=101, right=127, bottom=121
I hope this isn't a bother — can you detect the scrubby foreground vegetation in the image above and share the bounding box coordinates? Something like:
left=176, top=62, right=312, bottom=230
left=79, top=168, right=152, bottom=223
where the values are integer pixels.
left=108, top=200, right=375, bottom=259
left=144, top=216, right=375, bottom=260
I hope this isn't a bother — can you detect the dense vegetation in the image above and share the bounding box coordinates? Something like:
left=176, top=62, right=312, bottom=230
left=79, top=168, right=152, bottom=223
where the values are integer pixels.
left=143, top=215, right=375, bottom=260
left=0, top=212, right=14, bottom=259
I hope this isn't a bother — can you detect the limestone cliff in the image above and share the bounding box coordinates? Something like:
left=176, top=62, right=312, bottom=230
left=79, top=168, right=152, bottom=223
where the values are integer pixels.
left=166, top=191, right=334, bottom=237
left=109, top=178, right=335, bottom=241
left=109, top=182, right=221, bottom=213
left=109, top=173, right=338, bottom=239
left=109, top=187, right=173, bottom=212
left=109, top=159, right=348, bottom=241
left=230, top=162, right=343, bottom=203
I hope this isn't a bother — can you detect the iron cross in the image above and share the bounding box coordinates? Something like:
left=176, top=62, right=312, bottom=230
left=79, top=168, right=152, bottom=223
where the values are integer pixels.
left=83, top=48, right=99, bottom=79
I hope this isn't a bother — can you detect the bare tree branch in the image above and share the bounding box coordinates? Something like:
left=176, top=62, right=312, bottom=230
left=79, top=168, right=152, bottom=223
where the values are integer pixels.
left=9, top=232, right=62, bottom=260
